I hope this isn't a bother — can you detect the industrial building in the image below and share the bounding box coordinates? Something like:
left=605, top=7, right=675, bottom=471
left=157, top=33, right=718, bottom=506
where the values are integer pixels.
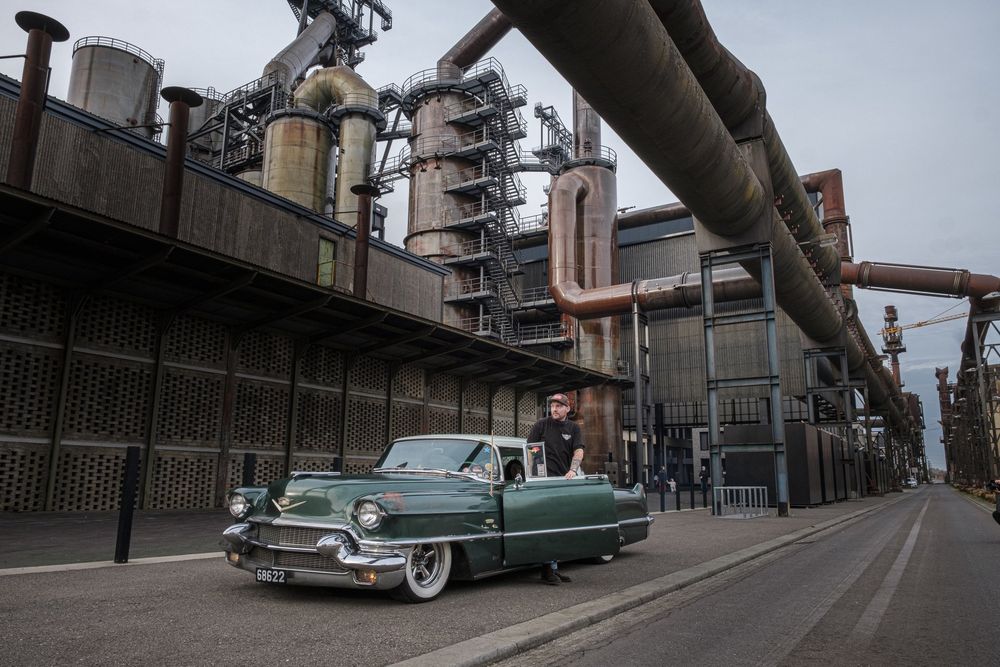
left=2, top=1, right=998, bottom=514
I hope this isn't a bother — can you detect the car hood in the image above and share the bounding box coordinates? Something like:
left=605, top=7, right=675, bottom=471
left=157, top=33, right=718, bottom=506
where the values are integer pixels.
left=255, top=473, right=486, bottom=522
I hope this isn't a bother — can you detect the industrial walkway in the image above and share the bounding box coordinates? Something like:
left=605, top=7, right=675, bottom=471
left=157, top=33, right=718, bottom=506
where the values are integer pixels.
left=0, top=490, right=921, bottom=666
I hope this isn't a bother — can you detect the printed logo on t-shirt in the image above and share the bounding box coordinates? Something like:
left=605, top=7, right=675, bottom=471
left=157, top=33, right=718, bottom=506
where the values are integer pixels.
left=562, top=433, right=571, bottom=440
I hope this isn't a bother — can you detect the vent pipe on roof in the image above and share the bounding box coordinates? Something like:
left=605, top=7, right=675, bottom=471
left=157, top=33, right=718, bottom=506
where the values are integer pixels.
left=6, top=12, right=69, bottom=189
left=158, top=87, right=203, bottom=238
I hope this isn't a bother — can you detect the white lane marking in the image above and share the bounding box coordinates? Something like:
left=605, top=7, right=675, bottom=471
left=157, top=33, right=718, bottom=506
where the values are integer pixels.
left=850, top=496, right=931, bottom=643
left=0, top=552, right=220, bottom=576
left=759, top=511, right=900, bottom=666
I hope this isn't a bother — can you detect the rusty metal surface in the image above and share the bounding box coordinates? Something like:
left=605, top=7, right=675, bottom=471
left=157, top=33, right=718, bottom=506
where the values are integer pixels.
left=650, top=0, right=840, bottom=282
left=351, top=184, right=378, bottom=299
left=437, top=8, right=512, bottom=78
left=495, top=0, right=918, bottom=430
left=293, top=66, right=379, bottom=221
left=842, top=261, right=1000, bottom=299
left=261, top=111, right=332, bottom=212
left=158, top=88, right=203, bottom=238
left=7, top=14, right=68, bottom=189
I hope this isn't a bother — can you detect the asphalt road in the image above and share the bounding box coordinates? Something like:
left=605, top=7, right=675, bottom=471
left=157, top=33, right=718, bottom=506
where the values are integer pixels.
left=505, top=484, right=1000, bottom=666
left=0, top=496, right=898, bottom=666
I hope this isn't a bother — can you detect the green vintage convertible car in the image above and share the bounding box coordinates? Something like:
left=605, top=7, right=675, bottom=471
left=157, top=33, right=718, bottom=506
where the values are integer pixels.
left=222, top=434, right=653, bottom=602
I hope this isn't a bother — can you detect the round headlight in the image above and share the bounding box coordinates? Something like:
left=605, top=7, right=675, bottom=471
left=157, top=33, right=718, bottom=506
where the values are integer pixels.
left=228, top=493, right=249, bottom=518
left=356, top=500, right=383, bottom=529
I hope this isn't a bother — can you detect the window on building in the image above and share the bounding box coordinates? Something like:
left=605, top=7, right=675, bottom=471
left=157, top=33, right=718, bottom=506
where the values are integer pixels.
left=318, top=238, right=336, bottom=287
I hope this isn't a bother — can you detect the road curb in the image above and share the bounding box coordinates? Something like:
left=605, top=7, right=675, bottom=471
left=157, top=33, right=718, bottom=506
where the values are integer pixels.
left=0, top=552, right=220, bottom=577
left=391, top=495, right=908, bottom=667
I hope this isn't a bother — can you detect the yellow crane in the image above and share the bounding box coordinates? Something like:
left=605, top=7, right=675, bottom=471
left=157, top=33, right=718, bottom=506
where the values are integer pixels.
left=881, top=312, right=968, bottom=338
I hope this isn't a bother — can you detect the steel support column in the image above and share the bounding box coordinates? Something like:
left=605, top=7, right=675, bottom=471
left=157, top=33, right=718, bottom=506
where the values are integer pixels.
left=140, top=313, right=175, bottom=508
left=44, top=294, right=88, bottom=511
left=702, top=244, right=788, bottom=516
left=284, top=341, right=307, bottom=475
left=214, top=331, right=241, bottom=506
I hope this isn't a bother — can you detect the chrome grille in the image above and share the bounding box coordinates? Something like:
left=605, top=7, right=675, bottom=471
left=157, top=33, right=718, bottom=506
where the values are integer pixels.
left=257, top=524, right=337, bottom=547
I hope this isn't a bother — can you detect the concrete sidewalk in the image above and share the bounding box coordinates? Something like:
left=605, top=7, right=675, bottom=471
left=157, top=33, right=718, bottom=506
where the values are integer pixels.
left=0, top=508, right=232, bottom=569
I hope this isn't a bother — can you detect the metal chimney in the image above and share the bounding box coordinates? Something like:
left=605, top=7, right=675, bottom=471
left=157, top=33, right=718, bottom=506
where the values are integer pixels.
left=6, top=11, right=69, bottom=189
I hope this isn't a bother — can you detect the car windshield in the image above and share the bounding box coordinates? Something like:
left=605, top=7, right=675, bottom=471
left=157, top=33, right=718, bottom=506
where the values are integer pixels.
left=374, top=438, right=497, bottom=477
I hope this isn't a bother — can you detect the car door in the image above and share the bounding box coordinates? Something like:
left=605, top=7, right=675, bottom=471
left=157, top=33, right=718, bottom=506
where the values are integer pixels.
left=501, top=477, right=620, bottom=567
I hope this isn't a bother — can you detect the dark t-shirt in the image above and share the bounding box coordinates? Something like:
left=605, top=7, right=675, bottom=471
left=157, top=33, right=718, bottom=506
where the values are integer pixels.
left=527, top=416, right=584, bottom=477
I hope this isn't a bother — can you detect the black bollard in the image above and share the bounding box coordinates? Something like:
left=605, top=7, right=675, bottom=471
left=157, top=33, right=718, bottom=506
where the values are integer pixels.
left=689, top=482, right=695, bottom=510
left=675, top=485, right=681, bottom=511
left=114, top=446, right=141, bottom=564
left=242, top=452, right=257, bottom=487
left=659, top=487, right=666, bottom=512
left=702, top=487, right=708, bottom=509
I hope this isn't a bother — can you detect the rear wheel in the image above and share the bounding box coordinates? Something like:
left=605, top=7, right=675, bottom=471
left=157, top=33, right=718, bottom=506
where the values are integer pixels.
left=391, top=542, right=452, bottom=603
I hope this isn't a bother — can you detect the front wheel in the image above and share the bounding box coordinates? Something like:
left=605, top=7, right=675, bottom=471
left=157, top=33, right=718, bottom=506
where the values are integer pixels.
left=391, top=542, right=452, bottom=603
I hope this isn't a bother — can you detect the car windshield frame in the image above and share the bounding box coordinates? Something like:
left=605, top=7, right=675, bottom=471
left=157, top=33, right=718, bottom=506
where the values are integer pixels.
left=373, top=438, right=502, bottom=481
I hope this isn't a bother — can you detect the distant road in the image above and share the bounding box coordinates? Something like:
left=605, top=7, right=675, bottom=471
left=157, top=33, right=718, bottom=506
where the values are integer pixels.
left=507, top=484, right=1000, bottom=666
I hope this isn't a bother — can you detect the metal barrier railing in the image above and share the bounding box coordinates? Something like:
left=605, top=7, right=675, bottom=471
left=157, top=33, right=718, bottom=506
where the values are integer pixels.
left=713, top=486, right=770, bottom=518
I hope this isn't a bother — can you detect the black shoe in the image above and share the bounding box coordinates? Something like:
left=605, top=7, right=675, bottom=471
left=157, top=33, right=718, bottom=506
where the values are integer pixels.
left=541, top=565, right=561, bottom=585
left=554, top=570, right=572, bottom=583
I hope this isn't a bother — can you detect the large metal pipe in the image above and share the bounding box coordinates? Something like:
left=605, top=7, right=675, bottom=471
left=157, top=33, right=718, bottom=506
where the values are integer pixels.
left=649, top=0, right=840, bottom=282
left=437, top=8, right=512, bottom=78
left=6, top=12, right=69, bottom=189
left=573, top=90, right=601, bottom=159
left=547, top=161, right=624, bottom=476
left=158, top=87, right=203, bottom=238
left=492, top=0, right=844, bottom=344
left=495, top=0, right=918, bottom=427
left=263, top=11, right=337, bottom=88
left=843, top=261, right=1000, bottom=299
left=263, top=65, right=379, bottom=219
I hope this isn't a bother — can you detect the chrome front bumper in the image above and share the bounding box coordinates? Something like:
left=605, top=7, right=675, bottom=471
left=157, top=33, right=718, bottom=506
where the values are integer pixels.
left=222, top=523, right=407, bottom=590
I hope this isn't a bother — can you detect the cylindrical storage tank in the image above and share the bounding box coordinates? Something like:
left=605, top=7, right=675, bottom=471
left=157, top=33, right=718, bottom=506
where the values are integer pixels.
left=185, top=87, right=223, bottom=162
left=261, top=109, right=332, bottom=212
left=404, top=90, right=481, bottom=324
left=67, top=37, right=163, bottom=138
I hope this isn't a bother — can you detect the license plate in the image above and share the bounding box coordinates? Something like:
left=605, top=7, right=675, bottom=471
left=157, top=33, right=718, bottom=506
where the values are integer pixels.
left=255, top=568, right=288, bottom=584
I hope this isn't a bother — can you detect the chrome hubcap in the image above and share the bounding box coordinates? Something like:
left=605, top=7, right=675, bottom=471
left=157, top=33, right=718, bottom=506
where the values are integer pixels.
left=409, top=544, right=441, bottom=586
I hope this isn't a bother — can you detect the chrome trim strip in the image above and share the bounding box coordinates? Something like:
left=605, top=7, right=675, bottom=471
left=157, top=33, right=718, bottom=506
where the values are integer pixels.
left=503, top=523, right=619, bottom=539
left=365, top=532, right=502, bottom=549
left=619, top=516, right=655, bottom=528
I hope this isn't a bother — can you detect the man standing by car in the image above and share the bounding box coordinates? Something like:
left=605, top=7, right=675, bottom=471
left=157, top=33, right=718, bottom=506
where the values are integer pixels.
left=527, top=392, right=584, bottom=585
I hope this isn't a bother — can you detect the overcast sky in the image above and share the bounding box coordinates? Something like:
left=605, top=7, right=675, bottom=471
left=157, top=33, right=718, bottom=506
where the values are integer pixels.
left=3, top=1, right=999, bottom=470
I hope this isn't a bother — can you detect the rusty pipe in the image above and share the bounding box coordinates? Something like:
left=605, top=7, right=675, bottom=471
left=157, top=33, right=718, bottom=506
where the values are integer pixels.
left=351, top=184, right=378, bottom=299
left=493, top=0, right=844, bottom=341
left=573, top=90, right=601, bottom=159
left=649, top=0, right=840, bottom=282
left=616, top=201, right=691, bottom=230
left=550, top=168, right=758, bottom=319
left=842, top=261, right=1000, bottom=299
left=6, top=12, right=69, bottom=190
left=437, top=8, right=512, bottom=79
left=158, top=87, right=203, bottom=238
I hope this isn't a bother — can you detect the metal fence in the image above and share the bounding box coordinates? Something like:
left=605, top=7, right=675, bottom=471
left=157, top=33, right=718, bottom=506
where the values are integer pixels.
left=713, top=486, right=770, bottom=519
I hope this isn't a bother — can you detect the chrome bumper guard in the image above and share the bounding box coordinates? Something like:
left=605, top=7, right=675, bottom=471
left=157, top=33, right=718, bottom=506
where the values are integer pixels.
left=222, top=522, right=407, bottom=573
